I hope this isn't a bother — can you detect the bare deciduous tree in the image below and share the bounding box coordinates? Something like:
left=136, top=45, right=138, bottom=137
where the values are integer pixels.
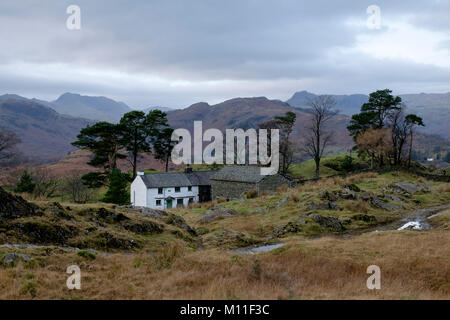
left=62, top=172, right=93, bottom=203
left=32, top=168, right=59, bottom=198
left=389, top=107, right=409, bottom=165
left=302, top=96, right=338, bottom=179
left=258, top=111, right=297, bottom=175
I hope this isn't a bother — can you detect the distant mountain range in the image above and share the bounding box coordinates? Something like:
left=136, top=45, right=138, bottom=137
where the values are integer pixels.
left=0, top=96, right=92, bottom=162
left=166, top=97, right=354, bottom=156
left=287, top=91, right=450, bottom=138
left=0, top=91, right=448, bottom=164
left=142, top=106, right=174, bottom=114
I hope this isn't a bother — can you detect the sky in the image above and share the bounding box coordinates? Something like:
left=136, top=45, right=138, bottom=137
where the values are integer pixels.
left=1, top=0, right=450, bottom=109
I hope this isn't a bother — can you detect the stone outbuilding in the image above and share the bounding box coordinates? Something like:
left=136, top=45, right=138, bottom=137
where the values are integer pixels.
left=211, top=166, right=292, bottom=200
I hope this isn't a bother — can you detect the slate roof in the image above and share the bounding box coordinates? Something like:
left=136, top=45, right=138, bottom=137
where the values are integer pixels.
left=140, top=171, right=218, bottom=188
left=186, top=171, right=218, bottom=186
left=210, top=166, right=267, bottom=183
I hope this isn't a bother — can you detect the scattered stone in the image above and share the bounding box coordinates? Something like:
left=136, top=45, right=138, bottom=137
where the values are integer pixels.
left=248, top=209, right=269, bottom=215
left=3, top=253, right=31, bottom=264
left=383, top=194, right=403, bottom=203
left=394, top=182, right=429, bottom=194
left=319, top=190, right=338, bottom=202
left=276, top=197, right=289, bottom=209
left=306, top=201, right=338, bottom=211
left=273, top=219, right=307, bottom=237
left=356, top=191, right=376, bottom=202
left=137, top=207, right=166, bottom=219
left=371, top=199, right=403, bottom=211
left=308, top=214, right=345, bottom=231
left=338, top=187, right=357, bottom=200
left=384, top=182, right=429, bottom=196
left=198, top=208, right=240, bottom=224
left=134, top=207, right=196, bottom=235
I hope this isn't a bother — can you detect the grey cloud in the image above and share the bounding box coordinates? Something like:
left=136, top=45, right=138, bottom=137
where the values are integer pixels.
left=0, top=0, right=449, bottom=107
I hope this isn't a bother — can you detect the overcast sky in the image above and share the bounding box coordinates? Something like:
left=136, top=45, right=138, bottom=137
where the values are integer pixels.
left=1, top=0, right=450, bottom=108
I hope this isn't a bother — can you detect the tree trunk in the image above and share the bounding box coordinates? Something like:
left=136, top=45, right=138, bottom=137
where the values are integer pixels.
left=408, top=130, right=413, bottom=168
left=165, top=154, right=169, bottom=172
left=132, top=151, right=137, bottom=179
left=315, top=157, right=320, bottom=179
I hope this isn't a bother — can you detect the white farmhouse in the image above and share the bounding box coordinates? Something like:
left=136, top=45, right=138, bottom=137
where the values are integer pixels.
left=130, top=169, right=217, bottom=209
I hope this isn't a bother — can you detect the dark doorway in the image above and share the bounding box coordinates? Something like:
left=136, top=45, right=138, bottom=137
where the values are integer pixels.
left=198, top=185, right=212, bottom=202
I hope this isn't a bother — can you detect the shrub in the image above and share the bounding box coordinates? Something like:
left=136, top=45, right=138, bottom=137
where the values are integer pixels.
left=20, top=282, right=39, bottom=298
left=245, top=189, right=258, bottom=199
left=15, top=170, right=35, bottom=194
left=276, top=184, right=288, bottom=193
left=217, top=197, right=227, bottom=203
left=24, top=273, right=35, bottom=280
left=196, top=226, right=210, bottom=235
left=346, top=183, right=361, bottom=192
left=290, top=192, right=300, bottom=202
left=77, top=250, right=96, bottom=260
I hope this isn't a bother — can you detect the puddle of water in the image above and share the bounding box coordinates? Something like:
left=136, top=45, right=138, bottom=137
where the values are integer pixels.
left=427, top=213, right=440, bottom=220
left=397, top=221, right=422, bottom=231
left=231, top=243, right=284, bottom=255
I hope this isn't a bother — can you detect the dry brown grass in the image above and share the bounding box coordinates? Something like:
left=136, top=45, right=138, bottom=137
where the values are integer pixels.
left=1, top=230, right=449, bottom=300
left=289, top=192, right=300, bottom=203
left=276, top=184, right=289, bottom=193
left=437, top=184, right=450, bottom=193
left=344, top=172, right=378, bottom=184
left=341, top=200, right=370, bottom=213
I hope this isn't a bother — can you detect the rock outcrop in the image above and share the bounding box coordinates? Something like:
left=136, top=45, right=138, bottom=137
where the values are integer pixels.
left=308, top=214, right=345, bottom=231
left=198, top=208, right=240, bottom=224
left=0, top=187, right=42, bottom=219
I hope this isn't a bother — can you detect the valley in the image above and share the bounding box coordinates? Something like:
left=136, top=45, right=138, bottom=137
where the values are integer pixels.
left=0, top=170, right=449, bottom=299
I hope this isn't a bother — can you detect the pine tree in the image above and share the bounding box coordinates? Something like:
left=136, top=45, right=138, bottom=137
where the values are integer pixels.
left=15, top=170, right=35, bottom=193
left=444, top=151, right=450, bottom=163
left=102, top=168, right=130, bottom=205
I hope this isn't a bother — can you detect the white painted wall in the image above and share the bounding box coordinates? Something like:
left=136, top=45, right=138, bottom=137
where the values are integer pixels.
left=147, top=185, right=199, bottom=209
left=129, top=181, right=200, bottom=209
left=130, top=176, right=147, bottom=207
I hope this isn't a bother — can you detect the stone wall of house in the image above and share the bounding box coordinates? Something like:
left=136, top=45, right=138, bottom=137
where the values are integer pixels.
left=211, top=180, right=257, bottom=200
left=259, top=174, right=291, bottom=193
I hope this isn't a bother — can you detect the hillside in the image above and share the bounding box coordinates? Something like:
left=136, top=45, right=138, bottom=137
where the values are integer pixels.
left=0, top=98, right=92, bottom=162
left=167, top=97, right=353, bottom=153
left=0, top=171, right=449, bottom=299
left=49, top=93, right=131, bottom=122
left=287, top=91, right=450, bottom=140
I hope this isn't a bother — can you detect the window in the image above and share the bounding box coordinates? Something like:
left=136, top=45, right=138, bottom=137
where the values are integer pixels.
left=175, top=187, right=181, bottom=193
left=188, top=186, right=192, bottom=192
left=158, top=188, right=163, bottom=194
left=156, top=200, right=161, bottom=206
left=176, top=198, right=184, bottom=207
left=188, top=197, right=194, bottom=203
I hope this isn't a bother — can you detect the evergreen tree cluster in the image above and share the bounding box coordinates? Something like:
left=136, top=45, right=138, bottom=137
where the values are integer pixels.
left=72, top=109, right=175, bottom=205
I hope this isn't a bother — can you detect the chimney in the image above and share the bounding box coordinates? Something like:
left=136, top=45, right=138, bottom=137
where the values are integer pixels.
left=137, top=168, right=145, bottom=176
left=184, top=164, right=193, bottom=173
